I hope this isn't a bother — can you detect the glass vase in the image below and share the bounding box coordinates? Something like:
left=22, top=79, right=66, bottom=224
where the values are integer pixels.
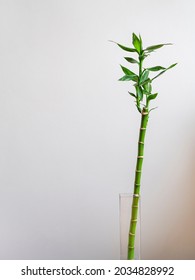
left=119, top=193, right=141, bottom=260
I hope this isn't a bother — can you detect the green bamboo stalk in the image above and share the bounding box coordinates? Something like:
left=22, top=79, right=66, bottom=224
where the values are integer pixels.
left=111, top=33, right=177, bottom=260
left=128, top=107, right=149, bottom=259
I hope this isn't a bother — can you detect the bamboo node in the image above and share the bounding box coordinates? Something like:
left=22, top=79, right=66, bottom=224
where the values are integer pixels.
left=137, top=156, right=144, bottom=159
left=133, top=194, right=140, bottom=198
left=140, top=127, right=146, bottom=130
left=128, top=245, right=135, bottom=249
left=129, top=232, right=135, bottom=236
left=131, top=219, right=138, bottom=222
left=134, top=183, right=140, bottom=186
left=132, top=205, right=138, bottom=208
left=139, top=141, right=144, bottom=144
left=136, top=170, right=141, bottom=172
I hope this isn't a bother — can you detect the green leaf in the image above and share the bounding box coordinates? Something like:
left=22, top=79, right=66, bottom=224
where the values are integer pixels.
left=118, top=75, right=138, bottom=82
left=151, top=63, right=177, bottom=81
left=136, top=103, right=142, bottom=113
left=124, top=57, right=139, bottom=64
left=147, top=66, right=166, bottom=71
left=120, top=65, right=136, bottom=76
left=147, top=93, right=158, bottom=101
left=139, top=34, right=143, bottom=50
left=132, top=33, right=141, bottom=53
left=140, top=53, right=148, bottom=60
left=143, top=82, right=152, bottom=94
left=135, top=85, right=143, bottom=101
left=109, top=40, right=137, bottom=52
left=139, top=78, right=151, bottom=86
left=128, top=91, right=136, bottom=98
left=167, top=63, right=177, bottom=70
left=136, top=102, right=142, bottom=113
left=145, top=43, right=172, bottom=52
left=117, top=43, right=137, bottom=52
left=140, top=69, right=149, bottom=84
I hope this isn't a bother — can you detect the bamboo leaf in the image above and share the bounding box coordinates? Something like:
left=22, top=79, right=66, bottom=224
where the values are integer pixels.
left=124, top=57, right=139, bottom=64
left=147, top=66, right=166, bottom=71
left=140, top=53, right=149, bottom=60
left=136, top=97, right=141, bottom=113
left=167, top=63, right=177, bottom=70
left=132, top=33, right=141, bottom=53
left=109, top=40, right=137, bottom=52
left=152, top=63, right=177, bottom=81
left=147, top=93, right=158, bottom=101
left=139, top=78, right=151, bottom=86
left=136, top=102, right=142, bottom=113
left=145, top=43, right=172, bottom=52
left=120, top=65, right=136, bottom=76
left=117, top=43, right=137, bottom=52
left=135, top=86, right=143, bottom=101
left=128, top=91, right=136, bottom=98
left=139, top=34, right=143, bottom=51
left=140, top=69, right=149, bottom=84
left=118, top=75, right=138, bottom=82
left=143, top=81, right=152, bottom=94
left=143, top=90, right=149, bottom=96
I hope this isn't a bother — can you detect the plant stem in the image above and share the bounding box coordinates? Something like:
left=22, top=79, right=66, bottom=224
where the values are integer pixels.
left=128, top=106, right=149, bottom=259
left=139, top=55, right=143, bottom=77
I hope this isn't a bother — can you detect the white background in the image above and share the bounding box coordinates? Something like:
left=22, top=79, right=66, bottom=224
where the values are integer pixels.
left=0, top=0, right=194, bottom=259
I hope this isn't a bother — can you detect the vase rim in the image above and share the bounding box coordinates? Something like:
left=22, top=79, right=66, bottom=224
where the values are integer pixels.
left=119, top=193, right=141, bottom=198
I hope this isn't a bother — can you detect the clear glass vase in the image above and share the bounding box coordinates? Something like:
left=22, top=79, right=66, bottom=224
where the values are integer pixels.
left=119, top=193, right=141, bottom=260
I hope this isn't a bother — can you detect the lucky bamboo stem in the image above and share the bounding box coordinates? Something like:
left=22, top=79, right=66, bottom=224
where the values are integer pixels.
left=112, top=32, right=176, bottom=260
left=128, top=106, right=149, bottom=259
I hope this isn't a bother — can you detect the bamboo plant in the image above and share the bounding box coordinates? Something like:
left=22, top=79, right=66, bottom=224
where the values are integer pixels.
left=112, top=33, right=177, bottom=260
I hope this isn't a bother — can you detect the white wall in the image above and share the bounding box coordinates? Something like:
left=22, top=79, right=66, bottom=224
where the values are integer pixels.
left=0, top=0, right=194, bottom=259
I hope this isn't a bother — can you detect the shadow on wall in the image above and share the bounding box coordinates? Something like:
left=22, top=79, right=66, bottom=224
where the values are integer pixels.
left=159, top=124, right=195, bottom=260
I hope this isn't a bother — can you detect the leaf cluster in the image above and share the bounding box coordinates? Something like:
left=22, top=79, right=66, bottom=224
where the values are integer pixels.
left=112, top=33, right=177, bottom=113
